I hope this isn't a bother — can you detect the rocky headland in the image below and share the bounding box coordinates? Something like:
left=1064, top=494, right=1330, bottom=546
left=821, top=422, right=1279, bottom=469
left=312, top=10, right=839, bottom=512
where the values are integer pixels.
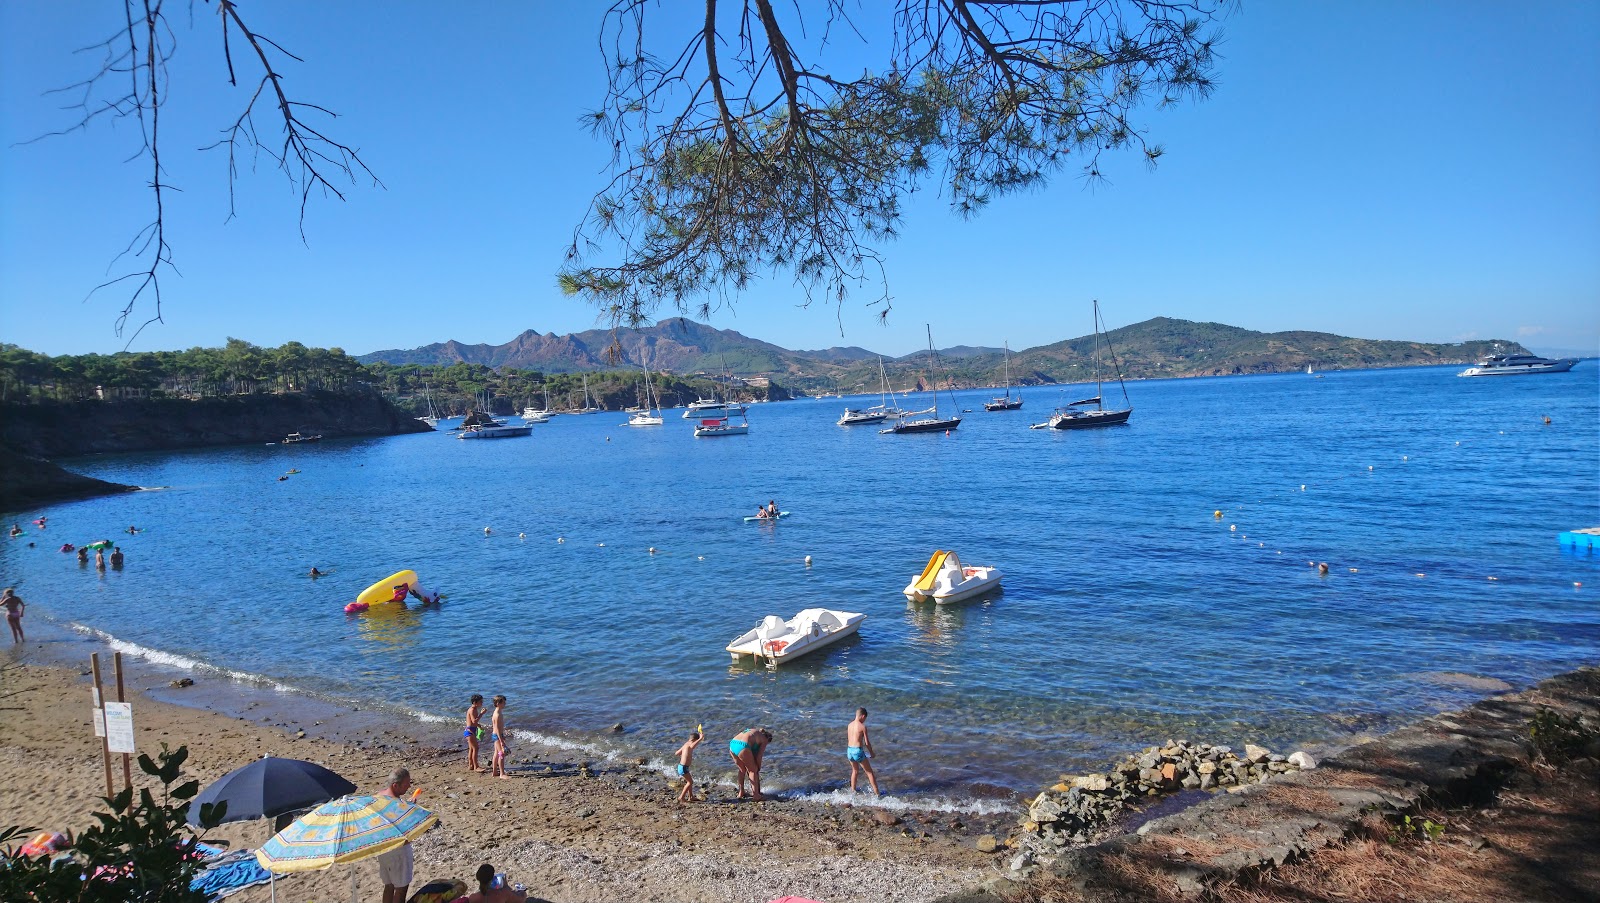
left=0, top=390, right=429, bottom=509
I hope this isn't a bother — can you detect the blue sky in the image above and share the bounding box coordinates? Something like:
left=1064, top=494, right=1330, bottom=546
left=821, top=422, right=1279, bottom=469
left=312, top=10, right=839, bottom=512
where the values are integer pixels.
left=3, top=2, right=1597, bottom=359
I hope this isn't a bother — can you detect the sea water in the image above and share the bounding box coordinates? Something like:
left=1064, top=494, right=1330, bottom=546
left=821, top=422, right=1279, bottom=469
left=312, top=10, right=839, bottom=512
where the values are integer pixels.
left=3, top=364, right=1596, bottom=810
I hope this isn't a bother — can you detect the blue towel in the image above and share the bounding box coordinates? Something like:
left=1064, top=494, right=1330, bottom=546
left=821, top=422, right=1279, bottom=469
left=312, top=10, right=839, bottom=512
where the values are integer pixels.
left=190, top=849, right=276, bottom=901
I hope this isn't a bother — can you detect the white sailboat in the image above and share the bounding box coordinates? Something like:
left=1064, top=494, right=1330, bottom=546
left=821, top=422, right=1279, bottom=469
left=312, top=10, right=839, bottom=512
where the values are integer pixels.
left=571, top=374, right=602, bottom=414
left=838, top=357, right=902, bottom=425
left=522, top=387, right=552, bottom=423
left=626, top=358, right=664, bottom=426
left=417, top=381, right=441, bottom=427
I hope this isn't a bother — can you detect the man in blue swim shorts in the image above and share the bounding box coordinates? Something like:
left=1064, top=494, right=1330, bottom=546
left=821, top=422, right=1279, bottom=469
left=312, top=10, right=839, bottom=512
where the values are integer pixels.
left=846, top=707, right=881, bottom=795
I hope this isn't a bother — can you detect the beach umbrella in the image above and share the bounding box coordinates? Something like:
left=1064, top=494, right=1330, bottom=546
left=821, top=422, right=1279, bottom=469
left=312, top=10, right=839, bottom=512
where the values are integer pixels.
left=256, top=795, right=437, bottom=903
left=188, top=756, right=357, bottom=827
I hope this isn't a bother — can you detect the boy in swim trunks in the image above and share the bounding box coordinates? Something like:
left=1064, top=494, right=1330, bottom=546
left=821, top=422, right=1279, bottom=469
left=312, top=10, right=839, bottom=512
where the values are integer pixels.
left=465, top=694, right=485, bottom=772
left=490, top=695, right=510, bottom=778
left=728, top=728, right=772, bottom=800
left=673, top=731, right=702, bottom=804
left=846, top=707, right=881, bottom=795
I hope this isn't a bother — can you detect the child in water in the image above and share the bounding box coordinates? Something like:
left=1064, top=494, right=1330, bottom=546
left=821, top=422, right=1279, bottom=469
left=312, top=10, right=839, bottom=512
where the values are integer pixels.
left=674, top=731, right=702, bottom=805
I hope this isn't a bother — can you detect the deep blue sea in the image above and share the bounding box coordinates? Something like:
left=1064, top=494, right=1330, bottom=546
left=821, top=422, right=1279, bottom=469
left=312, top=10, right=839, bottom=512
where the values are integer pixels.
left=4, top=364, right=1597, bottom=812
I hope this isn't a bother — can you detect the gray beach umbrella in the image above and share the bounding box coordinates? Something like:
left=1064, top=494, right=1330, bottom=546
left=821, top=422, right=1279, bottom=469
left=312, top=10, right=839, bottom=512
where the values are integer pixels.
left=188, top=756, right=358, bottom=827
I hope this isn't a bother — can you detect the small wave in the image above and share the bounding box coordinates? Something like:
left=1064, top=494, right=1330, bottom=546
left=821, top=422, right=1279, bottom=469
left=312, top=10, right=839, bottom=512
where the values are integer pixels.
left=408, top=710, right=454, bottom=724
left=789, top=787, right=1015, bottom=816
left=68, top=623, right=297, bottom=694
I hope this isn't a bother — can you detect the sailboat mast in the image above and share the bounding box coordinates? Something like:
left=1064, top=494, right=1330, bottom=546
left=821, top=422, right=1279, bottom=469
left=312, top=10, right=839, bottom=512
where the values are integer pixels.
left=926, top=324, right=939, bottom=418
left=1093, top=300, right=1104, bottom=412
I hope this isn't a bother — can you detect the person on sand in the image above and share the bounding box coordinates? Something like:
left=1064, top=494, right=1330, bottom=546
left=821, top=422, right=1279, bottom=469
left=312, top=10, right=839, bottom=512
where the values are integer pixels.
left=3, top=588, right=24, bottom=643
left=376, top=768, right=414, bottom=903
left=465, top=863, right=527, bottom=902
left=728, top=728, right=772, bottom=800
left=490, top=695, right=511, bottom=778
left=674, top=731, right=702, bottom=805
left=109, top=547, right=124, bottom=569
left=465, top=694, right=486, bottom=772
left=846, top=707, right=881, bottom=795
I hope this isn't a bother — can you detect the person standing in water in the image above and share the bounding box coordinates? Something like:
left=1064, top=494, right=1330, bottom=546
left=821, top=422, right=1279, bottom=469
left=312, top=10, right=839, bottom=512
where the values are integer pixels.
left=109, top=547, right=124, bottom=569
left=94, top=548, right=105, bottom=570
left=464, top=694, right=485, bottom=772
left=3, top=588, right=24, bottom=643
left=846, top=708, right=881, bottom=795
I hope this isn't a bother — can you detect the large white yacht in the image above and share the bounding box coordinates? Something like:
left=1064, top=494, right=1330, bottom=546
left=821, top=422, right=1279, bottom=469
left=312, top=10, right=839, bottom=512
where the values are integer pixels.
left=1458, top=353, right=1578, bottom=377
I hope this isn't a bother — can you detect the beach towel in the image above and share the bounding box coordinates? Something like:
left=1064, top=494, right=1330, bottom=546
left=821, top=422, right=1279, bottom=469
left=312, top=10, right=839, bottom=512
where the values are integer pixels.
left=190, top=848, right=276, bottom=901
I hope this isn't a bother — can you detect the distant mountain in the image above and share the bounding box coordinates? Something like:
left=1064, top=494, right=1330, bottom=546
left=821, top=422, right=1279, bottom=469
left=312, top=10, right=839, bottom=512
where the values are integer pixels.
left=359, top=317, right=1521, bottom=393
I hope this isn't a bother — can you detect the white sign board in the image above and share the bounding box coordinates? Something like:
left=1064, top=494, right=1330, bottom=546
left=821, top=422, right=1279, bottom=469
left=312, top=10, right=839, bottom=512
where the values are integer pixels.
left=103, top=702, right=135, bottom=754
left=92, top=688, right=105, bottom=737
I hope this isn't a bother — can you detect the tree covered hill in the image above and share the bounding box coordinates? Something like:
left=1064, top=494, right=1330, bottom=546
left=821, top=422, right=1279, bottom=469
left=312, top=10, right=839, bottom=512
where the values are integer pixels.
left=359, top=317, right=1521, bottom=392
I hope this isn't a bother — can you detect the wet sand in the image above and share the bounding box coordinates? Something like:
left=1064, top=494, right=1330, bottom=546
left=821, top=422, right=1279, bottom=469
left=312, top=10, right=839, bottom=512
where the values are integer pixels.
left=0, top=650, right=999, bottom=903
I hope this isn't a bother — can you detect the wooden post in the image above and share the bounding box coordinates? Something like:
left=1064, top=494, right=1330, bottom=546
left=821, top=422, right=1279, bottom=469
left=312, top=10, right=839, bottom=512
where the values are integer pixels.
left=90, top=653, right=114, bottom=797
left=114, top=652, right=132, bottom=795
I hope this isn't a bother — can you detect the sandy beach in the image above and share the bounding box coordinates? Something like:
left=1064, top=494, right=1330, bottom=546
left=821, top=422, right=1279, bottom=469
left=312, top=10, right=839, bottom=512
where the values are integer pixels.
left=0, top=651, right=1000, bottom=903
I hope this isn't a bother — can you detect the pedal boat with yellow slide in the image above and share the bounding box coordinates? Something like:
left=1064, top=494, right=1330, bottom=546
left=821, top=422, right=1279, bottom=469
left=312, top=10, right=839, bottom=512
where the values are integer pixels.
left=725, top=608, right=866, bottom=664
left=903, top=550, right=1002, bottom=604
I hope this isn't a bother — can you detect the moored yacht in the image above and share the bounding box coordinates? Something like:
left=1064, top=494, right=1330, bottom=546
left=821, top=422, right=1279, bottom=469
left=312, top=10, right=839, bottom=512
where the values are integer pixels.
left=1458, top=353, right=1578, bottom=377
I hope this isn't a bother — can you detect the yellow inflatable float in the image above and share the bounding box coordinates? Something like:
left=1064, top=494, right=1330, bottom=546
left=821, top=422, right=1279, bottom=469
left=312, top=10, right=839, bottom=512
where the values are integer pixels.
left=346, top=570, right=418, bottom=613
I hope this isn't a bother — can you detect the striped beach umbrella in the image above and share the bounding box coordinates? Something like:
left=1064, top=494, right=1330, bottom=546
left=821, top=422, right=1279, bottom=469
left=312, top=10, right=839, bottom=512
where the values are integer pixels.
left=255, top=795, right=437, bottom=874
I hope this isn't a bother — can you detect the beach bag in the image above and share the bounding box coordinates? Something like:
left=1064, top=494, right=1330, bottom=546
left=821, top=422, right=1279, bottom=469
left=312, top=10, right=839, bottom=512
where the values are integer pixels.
left=407, top=878, right=467, bottom=903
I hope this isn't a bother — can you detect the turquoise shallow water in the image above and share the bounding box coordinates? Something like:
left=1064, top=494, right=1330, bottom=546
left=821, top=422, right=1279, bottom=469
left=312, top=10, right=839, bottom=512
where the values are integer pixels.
left=4, top=364, right=1597, bottom=809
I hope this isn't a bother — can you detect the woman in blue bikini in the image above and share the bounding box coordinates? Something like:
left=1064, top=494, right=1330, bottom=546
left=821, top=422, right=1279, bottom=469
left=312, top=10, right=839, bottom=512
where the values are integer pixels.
left=728, top=728, right=772, bottom=800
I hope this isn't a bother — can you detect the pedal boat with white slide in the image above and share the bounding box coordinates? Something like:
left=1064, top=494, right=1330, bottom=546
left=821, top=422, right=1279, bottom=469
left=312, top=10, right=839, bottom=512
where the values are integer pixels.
left=726, top=608, right=866, bottom=664
left=903, top=550, right=1002, bottom=603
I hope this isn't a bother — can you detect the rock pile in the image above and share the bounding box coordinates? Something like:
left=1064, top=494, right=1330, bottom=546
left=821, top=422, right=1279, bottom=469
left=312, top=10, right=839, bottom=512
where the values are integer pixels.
left=1007, top=739, right=1317, bottom=863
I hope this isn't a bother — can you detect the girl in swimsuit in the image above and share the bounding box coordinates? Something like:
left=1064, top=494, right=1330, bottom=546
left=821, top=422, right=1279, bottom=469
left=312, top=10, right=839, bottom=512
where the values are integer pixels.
left=3, top=588, right=23, bottom=644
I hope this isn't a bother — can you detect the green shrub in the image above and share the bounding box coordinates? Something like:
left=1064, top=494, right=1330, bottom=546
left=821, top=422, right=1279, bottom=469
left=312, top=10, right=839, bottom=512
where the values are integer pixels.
left=0, top=745, right=225, bottom=903
left=1529, top=707, right=1597, bottom=764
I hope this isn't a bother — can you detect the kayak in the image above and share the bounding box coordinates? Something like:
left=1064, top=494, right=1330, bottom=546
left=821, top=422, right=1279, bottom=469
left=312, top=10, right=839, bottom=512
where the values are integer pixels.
left=742, top=511, right=790, bottom=522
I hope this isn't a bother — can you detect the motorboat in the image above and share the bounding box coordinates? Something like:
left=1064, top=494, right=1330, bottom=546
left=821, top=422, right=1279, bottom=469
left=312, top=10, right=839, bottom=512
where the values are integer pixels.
left=726, top=608, right=866, bottom=664
left=903, top=550, right=1002, bottom=604
left=837, top=407, right=888, bottom=426
left=682, top=398, right=748, bottom=419
left=458, top=422, right=532, bottom=439
left=522, top=409, right=551, bottom=423
left=1458, top=353, right=1578, bottom=377
left=693, top=414, right=748, bottom=437
left=281, top=432, right=322, bottom=444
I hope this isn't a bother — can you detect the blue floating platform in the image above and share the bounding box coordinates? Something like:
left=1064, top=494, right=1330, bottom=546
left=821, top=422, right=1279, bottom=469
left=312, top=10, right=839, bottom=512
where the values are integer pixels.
left=1558, top=528, right=1600, bottom=553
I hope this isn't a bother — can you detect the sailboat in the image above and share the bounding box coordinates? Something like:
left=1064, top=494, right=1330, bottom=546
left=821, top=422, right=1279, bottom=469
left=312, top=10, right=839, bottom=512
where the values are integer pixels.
left=522, top=386, right=552, bottom=423
left=417, top=381, right=441, bottom=427
left=984, top=342, right=1023, bottom=411
left=839, top=357, right=902, bottom=425
left=626, top=358, right=664, bottom=426
left=1040, top=300, right=1132, bottom=430
left=572, top=374, right=602, bottom=414
left=880, top=327, right=961, bottom=435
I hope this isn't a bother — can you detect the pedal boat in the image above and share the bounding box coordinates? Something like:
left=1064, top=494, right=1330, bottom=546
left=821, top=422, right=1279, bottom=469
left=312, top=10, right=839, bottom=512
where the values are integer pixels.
left=903, top=550, right=1002, bottom=603
left=726, top=608, right=866, bottom=664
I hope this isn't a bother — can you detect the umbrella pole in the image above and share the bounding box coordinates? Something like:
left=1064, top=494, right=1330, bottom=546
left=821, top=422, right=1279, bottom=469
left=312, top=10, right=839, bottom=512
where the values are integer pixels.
left=350, top=863, right=358, bottom=903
